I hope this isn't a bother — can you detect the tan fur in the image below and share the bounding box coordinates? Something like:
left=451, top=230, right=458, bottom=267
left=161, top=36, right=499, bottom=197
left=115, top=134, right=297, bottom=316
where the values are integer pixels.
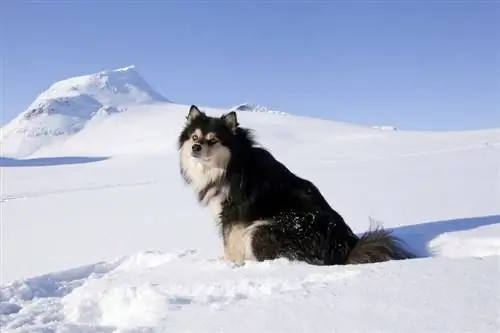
left=223, top=224, right=247, bottom=264
left=191, top=128, right=203, bottom=141
left=223, top=221, right=270, bottom=264
left=206, top=132, right=217, bottom=141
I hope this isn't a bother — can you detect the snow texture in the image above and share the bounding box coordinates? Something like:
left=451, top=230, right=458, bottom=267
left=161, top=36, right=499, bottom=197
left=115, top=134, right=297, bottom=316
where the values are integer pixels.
left=1, top=67, right=499, bottom=333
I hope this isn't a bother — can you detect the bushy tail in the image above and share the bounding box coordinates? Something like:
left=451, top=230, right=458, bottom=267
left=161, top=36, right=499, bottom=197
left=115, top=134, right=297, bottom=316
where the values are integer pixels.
left=346, top=225, right=416, bottom=265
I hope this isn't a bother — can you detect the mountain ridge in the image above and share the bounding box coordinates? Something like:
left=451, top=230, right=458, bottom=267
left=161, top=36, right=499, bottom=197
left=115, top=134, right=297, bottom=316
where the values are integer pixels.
left=0, top=66, right=170, bottom=157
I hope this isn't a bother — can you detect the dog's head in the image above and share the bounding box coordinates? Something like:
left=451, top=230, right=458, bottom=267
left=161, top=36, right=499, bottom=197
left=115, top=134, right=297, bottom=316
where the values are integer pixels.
left=178, top=105, right=239, bottom=172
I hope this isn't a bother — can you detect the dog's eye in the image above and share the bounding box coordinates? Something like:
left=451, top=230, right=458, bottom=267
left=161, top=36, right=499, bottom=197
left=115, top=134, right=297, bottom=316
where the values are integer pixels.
left=191, top=134, right=198, bottom=141
left=207, top=139, right=218, bottom=145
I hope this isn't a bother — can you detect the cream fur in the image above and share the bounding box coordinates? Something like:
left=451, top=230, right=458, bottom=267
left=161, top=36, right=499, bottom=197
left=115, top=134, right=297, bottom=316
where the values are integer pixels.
left=224, top=220, right=270, bottom=264
left=179, top=140, right=229, bottom=220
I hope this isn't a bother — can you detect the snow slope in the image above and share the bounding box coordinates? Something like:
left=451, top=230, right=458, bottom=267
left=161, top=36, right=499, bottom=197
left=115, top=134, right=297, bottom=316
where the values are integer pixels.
left=0, top=66, right=169, bottom=158
left=1, top=83, right=500, bottom=331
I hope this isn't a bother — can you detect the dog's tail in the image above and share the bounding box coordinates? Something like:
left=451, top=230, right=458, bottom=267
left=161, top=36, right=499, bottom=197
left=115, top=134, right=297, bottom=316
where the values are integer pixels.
left=345, top=224, right=416, bottom=265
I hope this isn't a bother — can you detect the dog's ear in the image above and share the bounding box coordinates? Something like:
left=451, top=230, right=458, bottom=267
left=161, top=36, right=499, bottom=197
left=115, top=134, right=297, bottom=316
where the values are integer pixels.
left=221, top=111, right=239, bottom=132
left=186, top=105, right=204, bottom=122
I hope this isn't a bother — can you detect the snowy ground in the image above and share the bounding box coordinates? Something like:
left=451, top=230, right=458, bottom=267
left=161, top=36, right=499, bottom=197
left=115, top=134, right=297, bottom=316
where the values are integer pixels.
left=1, top=103, right=499, bottom=332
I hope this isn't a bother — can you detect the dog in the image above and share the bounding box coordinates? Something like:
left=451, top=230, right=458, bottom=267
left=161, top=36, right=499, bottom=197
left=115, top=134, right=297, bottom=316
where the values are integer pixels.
left=178, top=105, right=415, bottom=265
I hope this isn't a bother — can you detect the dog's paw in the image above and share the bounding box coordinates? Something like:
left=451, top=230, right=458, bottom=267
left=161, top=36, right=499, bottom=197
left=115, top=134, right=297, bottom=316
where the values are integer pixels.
left=231, top=261, right=246, bottom=268
left=220, top=255, right=246, bottom=268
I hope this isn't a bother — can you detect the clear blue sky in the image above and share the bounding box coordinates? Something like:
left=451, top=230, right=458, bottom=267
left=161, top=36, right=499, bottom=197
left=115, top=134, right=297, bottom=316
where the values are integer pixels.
left=2, top=1, right=499, bottom=130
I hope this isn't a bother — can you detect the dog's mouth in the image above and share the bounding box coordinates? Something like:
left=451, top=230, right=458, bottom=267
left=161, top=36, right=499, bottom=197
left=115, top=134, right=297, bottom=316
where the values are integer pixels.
left=190, top=152, right=211, bottom=161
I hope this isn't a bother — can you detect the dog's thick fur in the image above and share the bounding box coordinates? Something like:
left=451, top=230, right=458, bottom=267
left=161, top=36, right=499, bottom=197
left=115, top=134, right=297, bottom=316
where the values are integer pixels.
left=178, top=105, right=416, bottom=265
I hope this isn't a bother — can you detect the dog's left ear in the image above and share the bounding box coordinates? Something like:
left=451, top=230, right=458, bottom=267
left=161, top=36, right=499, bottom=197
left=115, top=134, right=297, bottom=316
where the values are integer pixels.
left=221, top=111, right=239, bottom=132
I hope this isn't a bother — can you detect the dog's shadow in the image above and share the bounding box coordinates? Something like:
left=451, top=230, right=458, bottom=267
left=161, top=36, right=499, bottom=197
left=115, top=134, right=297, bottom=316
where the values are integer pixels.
left=389, top=214, right=500, bottom=258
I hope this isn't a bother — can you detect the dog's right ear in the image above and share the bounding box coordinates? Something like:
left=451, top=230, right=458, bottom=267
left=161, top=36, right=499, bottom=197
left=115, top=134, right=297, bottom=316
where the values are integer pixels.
left=186, top=105, right=204, bottom=122
left=221, top=111, right=239, bottom=132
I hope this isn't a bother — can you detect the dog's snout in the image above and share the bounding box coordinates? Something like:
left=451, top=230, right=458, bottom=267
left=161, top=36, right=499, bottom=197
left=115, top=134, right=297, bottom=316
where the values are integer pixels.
left=192, top=143, right=202, bottom=153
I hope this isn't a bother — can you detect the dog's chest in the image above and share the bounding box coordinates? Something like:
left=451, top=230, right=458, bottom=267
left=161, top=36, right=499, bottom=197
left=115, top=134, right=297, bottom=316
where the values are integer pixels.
left=201, top=184, right=229, bottom=220
left=186, top=160, right=222, bottom=188
left=185, top=159, right=229, bottom=219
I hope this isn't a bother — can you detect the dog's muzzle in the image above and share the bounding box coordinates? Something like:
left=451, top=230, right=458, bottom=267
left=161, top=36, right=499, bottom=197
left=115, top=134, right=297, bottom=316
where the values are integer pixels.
left=191, top=143, right=202, bottom=157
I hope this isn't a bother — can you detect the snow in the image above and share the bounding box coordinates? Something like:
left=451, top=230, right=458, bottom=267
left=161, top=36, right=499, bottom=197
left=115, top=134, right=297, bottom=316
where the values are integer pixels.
left=372, top=125, right=399, bottom=131
left=230, top=103, right=288, bottom=115
left=4, top=253, right=498, bottom=333
left=1, top=68, right=500, bottom=332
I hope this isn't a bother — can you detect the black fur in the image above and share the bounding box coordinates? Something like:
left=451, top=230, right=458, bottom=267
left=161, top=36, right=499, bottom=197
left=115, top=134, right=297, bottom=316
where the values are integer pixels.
left=178, top=106, right=416, bottom=265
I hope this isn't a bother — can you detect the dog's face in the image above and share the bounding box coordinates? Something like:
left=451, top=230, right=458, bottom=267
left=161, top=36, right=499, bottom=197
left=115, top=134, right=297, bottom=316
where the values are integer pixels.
left=178, top=105, right=239, bottom=173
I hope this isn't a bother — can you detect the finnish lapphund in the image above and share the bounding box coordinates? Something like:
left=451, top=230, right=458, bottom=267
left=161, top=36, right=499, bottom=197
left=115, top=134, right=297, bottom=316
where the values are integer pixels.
left=178, top=105, right=415, bottom=265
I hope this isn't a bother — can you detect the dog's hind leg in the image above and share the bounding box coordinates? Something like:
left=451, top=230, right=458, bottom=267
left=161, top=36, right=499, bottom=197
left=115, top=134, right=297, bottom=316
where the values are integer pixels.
left=248, top=221, right=304, bottom=262
left=249, top=222, right=327, bottom=265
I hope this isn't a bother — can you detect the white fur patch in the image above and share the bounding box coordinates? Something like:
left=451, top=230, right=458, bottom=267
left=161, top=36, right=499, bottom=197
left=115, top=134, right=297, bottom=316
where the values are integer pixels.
left=202, top=184, right=229, bottom=219
left=180, top=142, right=223, bottom=189
left=179, top=141, right=229, bottom=220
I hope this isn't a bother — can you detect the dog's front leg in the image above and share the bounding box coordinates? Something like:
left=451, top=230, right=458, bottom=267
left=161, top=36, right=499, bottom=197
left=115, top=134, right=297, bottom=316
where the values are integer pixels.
left=222, top=223, right=247, bottom=265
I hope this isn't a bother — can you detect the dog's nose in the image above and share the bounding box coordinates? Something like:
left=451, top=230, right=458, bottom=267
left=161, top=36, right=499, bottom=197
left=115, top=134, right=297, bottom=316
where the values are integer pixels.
left=192, top=143, right=202, bottom=153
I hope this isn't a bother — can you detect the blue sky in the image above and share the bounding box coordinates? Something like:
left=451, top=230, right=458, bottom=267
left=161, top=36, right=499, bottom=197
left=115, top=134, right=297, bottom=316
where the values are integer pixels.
left=2, top=1, right=499, bottom=130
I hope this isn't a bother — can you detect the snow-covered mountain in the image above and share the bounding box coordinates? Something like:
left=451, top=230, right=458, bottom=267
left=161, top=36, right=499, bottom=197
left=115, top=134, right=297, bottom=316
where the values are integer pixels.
left=230, top=102, right=288, bottom=115
left=1, top=66, right=169, bottom=157
left=373, top=125, right=400, bottom=131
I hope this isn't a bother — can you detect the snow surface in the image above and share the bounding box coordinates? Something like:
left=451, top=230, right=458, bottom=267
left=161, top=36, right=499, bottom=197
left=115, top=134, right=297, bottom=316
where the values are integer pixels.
left=1, top=69, right=500, bottom=332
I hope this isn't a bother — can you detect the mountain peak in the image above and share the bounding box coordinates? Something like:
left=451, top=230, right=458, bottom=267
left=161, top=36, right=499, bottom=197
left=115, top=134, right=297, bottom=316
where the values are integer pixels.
left=114, top=65, right=136, bottom=72
left=1, top=66, right=170, bottom=157
left=230, top=103, right=288, bottom=115
left=30, top=65, right=168, bottom=112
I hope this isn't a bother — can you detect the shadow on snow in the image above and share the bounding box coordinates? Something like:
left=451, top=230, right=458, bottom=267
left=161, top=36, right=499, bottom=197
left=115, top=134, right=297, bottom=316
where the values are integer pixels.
left=392, top=214, right=500, bottom=258
left=0, top=156, right=110, bottom=167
